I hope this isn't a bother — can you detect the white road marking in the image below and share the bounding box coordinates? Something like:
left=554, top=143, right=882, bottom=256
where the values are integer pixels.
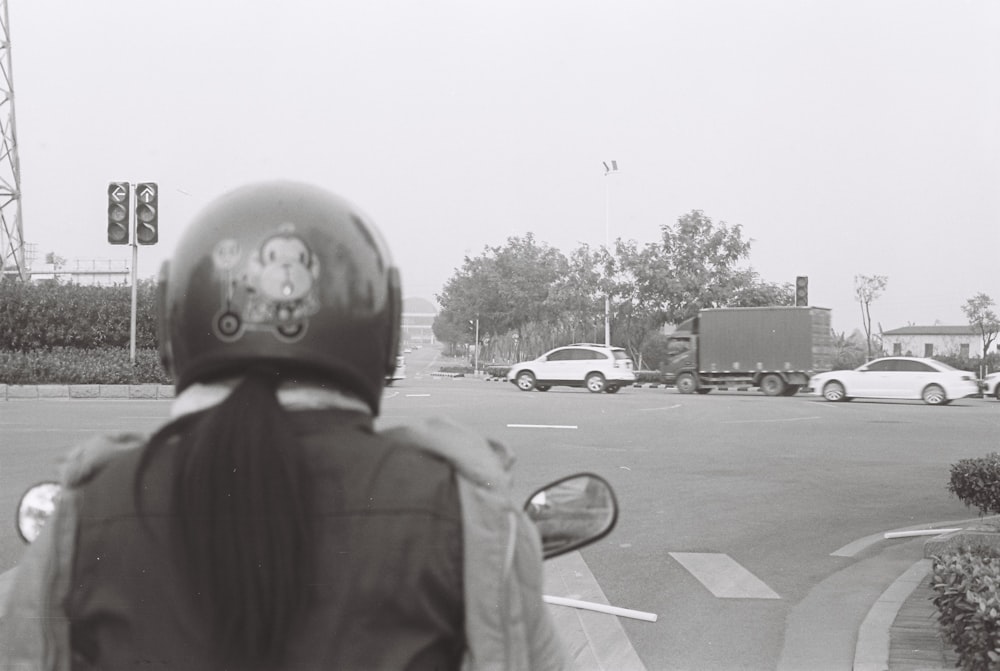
left=545, top=551, right=648, bottom=670
left=721, top=416, right=820, bottom=424
left=506, top=424, right=578, bottom=429
left=405, top=394, right=431, bottom=397
left=636, top=404, right=683, bottom=411
left=669, top=552, right=780, bottom=599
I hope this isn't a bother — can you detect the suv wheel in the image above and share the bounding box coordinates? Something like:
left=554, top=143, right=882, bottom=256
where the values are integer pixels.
left=586, top=373, right=606, bottom=393
left=515, top=371, right=536, bottom=391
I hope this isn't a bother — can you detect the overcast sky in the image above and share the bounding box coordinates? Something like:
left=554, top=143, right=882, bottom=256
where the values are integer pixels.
left=7, top=1, right=999, bottom=334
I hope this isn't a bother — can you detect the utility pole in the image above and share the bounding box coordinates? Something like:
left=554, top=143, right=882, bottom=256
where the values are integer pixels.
left=0, top=0, right=26, bottom=281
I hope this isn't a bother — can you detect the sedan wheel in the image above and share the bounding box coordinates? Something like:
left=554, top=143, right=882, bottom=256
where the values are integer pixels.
left=995, top=387, right=1000, bottom=401
left=922, top=384, right=947, bottom=406
left=586, top=373, right=606, bottom=393
left=605, top=385, right=620, bottom=394
left=823, top=381, right=846, bottom=402
left=536, top=385, right=551, bottom=392
left=516, top=372, right=536, bottom=392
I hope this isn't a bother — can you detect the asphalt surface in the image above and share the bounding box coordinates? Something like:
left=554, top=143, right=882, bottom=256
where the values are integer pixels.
left=3, top=361, right=994, bottom=668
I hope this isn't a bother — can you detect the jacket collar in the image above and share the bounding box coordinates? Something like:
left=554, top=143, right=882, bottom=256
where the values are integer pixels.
left=171, top=377, right=371, bottom=419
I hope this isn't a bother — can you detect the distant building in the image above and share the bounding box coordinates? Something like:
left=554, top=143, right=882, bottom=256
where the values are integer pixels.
left=27, top=259, right=130, bottom=286
left=402, top=297, right=436, bottom=344
left=881, top=325, right=992, bottom=358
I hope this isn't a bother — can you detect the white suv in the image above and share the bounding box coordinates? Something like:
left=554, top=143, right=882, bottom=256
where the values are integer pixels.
left=506, top=344, right=636, bottom=393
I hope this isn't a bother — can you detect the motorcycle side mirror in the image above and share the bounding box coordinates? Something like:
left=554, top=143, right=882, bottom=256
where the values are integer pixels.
left=524, top=473, right=618, bottom=559
left=16, top=481, right=61, bottom=544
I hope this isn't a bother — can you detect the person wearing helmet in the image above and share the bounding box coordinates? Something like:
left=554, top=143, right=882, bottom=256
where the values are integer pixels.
left=0, top=182, right=567, bottom=670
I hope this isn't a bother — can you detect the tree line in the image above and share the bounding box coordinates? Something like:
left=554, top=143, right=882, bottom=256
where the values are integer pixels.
left=432, top=210, right=794, bottom=369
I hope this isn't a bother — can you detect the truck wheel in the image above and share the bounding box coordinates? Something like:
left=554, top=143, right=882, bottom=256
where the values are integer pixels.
left=675, top=373, right=698, bottom=394
left=586, top=373, right=606, bottom=393
left=696, top=388, right=712, bottom=394
left=781, top=384, right=802, bottom=396
left=515, top=372, right=536, bottom=391
left=760, top=374, right=786, bottom=397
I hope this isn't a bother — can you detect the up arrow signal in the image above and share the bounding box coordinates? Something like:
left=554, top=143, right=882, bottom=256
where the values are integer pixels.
left=137, top=183, right=157, bottom=203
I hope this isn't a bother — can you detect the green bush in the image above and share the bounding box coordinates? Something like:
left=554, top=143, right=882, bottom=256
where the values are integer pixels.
left=0, top=279, right=158, bottom=351
left=931, top=546, right=1000, bottom=670
left=0, top=348, right=172, bottom=385
left=950, top=454, right=1000, bottom=516
left=485, top=364, right=510, bottom=379
left=635, top=370, right=664, bottom=384
left=438, top=365, right=472, bottom=375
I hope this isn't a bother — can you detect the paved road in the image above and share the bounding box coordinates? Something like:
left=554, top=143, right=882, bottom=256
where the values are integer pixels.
left=1, top=354, right=996, bottom=668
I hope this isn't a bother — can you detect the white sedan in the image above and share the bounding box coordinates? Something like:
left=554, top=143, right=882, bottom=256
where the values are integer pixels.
left=983, top=371, right=1000, bottom=400
left=808, top=357, right=980, bottom=405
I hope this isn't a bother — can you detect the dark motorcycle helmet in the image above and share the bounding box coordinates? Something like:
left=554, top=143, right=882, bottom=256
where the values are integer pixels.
left=158, top=181, right=401, bottom=414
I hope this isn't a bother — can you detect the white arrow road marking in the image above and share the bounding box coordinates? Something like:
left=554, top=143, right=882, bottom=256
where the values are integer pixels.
left=669, top=552, right=780, bottom=599
left=506, top=424, right=578, bottom=429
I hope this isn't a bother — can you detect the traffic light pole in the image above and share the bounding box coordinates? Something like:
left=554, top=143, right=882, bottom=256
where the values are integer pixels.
left=129, top=184, right=138, bottom=364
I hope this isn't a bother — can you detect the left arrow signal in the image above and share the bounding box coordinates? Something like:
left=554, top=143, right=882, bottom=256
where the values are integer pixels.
left=108, top=182, right=128, bottom=203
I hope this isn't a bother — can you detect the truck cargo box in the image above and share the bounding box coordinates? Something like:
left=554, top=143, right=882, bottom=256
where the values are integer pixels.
left=697, top=307, right=832, bottom=374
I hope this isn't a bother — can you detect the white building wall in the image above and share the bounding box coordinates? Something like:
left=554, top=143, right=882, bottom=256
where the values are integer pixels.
left=883, top=334, right=984, bottom=358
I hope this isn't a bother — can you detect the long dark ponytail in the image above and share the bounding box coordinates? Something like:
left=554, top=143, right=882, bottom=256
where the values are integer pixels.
left=135, top=368, right=313, bottom=666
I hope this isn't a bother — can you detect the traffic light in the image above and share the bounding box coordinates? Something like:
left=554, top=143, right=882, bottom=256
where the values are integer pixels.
left=795, top=276, right=809, bottom=306
left=135, top=182, right=159, bottom=245
left=107, top=182, right=130, bottom=244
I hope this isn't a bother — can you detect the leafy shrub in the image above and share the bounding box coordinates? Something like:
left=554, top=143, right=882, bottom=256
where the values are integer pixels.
left=931, top=546, right=1000, bottom=670
left=485, top=364, right=510, bottom=379
left=0, top=279, right=158, bottom=351
left=0, top=348, right=172, bottom=385
left=438, top=365, right=472, bottom=375
left=950, top=454, right=1000, bottom=516
left=635, top=370, right=664, bottom=384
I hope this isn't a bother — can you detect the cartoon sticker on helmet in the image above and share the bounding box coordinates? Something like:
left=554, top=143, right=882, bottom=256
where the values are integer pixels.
left=212, top=224, right=321, bottom=342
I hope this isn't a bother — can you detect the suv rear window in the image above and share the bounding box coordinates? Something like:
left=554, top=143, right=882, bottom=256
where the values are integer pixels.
left=612, top=350, right=630, bottom=360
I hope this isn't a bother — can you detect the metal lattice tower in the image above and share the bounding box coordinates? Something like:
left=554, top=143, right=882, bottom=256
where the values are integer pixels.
left=0, top=0, right=25, bottom=281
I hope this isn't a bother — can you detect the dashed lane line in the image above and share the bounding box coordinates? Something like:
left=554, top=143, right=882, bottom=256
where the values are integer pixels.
left=669, top=552, right=781, bottom=599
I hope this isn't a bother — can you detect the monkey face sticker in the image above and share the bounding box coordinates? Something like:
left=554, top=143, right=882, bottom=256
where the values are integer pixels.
left=211, top=224, right=321, bottom=342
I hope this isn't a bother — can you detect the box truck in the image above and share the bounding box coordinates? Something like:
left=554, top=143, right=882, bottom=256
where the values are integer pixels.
left=661, top=306, right=833, bottom=396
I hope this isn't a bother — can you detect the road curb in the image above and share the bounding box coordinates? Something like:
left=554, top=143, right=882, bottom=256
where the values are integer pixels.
left=0, top=384, right=176, bottom=401
left=854, top=558, right=931, bottom=671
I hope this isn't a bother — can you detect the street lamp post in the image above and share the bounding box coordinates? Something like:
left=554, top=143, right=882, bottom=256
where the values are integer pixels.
left=603, top=160, right=618, bottom=346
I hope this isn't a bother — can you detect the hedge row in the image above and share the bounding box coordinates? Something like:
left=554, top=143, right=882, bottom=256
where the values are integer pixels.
left=932, top=546, right=1000, bottom=670
left=0, top=348, right=171, bottom=385
left=0, top=279, right=158, bottom=351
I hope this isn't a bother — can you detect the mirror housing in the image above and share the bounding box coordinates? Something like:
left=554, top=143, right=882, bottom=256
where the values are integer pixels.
left=524, top=473, right=617, bottom=559
left=17, top=481, right=61, bottom=544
